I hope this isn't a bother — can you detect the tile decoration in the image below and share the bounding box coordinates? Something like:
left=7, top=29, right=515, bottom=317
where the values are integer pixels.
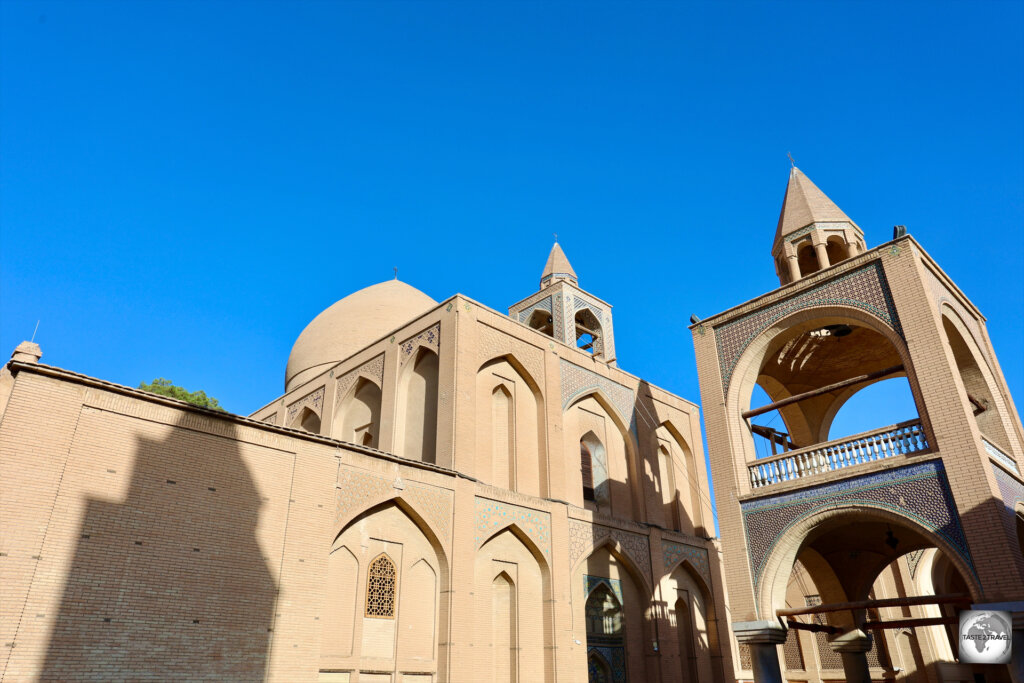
left=399, top=323, right=440, bottom=367
left=262, top=412, right=277, bottom=425
left=714, top=261, right=902, bottom=395
left=286, top=386, right=325, bottom=423
left=569, top=518, right=652, bottom=583
left=661, top=540, right=711, bottom=586
left=560, top=359, right=635, bottom=425
left=905, top=549, right=925, bottom=579
left=992, top=463, right=1024, bottom=522
left=584, top=574, right=624, bottom=603
left=474, top=497, right=551, bottom=558
left=336, top=468, right=453, bottom=543
left=740, top=460, right=975, bottom=592
left=516, top=296, right=553, bottom=324
left=334, top=354, right=385, bottom=409
left=554, top=289, right=569, bottom=343
left=573, top=294, right=605, bottom=322
left=984, top=439, right=1020, bottom=476
left=587, top=646, right=626, bottom=683
left=783, top=224, right=816, bottom=244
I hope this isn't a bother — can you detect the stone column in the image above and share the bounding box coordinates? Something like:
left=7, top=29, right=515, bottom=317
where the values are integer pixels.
left=733, top=621, right=787, bottom=683
left=829, top=629, right=873, bottom=683
left=813, top=240, right=830, bottom=270
left=847, top=239, right=861, bottom=257
left=786, top=255, right=800, bottom=282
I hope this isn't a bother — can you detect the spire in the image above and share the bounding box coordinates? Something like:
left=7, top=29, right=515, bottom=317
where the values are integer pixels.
left=774, top=167, right=858, bottom=245
left=540, top=242, right=578, bottom=288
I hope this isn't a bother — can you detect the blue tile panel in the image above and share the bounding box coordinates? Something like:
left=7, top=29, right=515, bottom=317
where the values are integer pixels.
left=740, top=460, right=975, bottom=591
left=584, top=574, right=624, bottom=604
left=714, top=261, right=902, bottom=395
left=992, top=463, right=1024, bottom=519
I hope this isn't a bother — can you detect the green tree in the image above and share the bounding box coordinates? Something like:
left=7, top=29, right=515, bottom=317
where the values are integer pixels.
left=138, top=378, right=227, bottom=412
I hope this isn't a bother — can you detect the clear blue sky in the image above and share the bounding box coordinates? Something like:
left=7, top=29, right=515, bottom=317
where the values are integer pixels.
left=3, top=2, right=1022, bottom=446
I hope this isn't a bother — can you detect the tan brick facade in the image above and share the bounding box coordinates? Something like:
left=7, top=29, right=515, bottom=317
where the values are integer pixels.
left=0, top=245, right=727, bottom=682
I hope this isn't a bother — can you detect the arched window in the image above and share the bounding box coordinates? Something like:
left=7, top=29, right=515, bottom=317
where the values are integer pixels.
left=575, top=309, right=604, bottom=356
left=826, top=236, right=850, bottom=265
left=528, top=309, right=554, bottom=337
left=365, top=553, right=397, bottom=619
left=580, top=430, right=610, bottom=511
left=797, top=242, right=819, bottom=277
left=585, top=584, right=624, bottom=642
left=492, top=385, right=515, bottom=489
left=336, top=377, right=382, bottom=448
left=400, top=347, right=439, bottom=464
left=588, top=651, right=613, bottom=683
left=291, top=406, right=321, bottom=434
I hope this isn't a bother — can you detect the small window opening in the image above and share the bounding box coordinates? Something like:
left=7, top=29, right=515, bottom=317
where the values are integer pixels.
left=581, top=441, right=595, bottom=501
left=797, top=242, right=819, bottom=277
left=365, top=553, right=397, bottom=619
left=528, top=309, right=554, bottom=337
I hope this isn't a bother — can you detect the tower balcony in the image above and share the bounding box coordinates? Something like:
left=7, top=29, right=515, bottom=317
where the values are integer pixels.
left=747, top=419, right=929, bottom=490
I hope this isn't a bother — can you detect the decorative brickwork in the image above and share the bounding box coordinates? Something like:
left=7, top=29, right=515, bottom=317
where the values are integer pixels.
left=477, top=324, right=545, bottom=392
left=741, top=460, right=974, bottom=590
left=560, top=359, right=634, bottom=424
left=399, top=323, right=440, bottom=366
left=714, top=261, right=903, bottom=394
left=474, top=497, right=551, bottom=557
left=660, top=540, right=711, bottom=586
left=286, top=386, right=325, bottom=423
left=335, top=469, right=452, bottom=543
left=334, top=354, right=385, bottom=409
left=516, top=296, right=552, bottom=324
left=569, top=518, right=651, bottom=583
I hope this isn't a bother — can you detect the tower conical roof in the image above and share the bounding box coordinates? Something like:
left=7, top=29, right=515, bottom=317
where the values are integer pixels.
left=540, top=242, right=578, bottom=287
left=774, top=167, right=858, bottom=246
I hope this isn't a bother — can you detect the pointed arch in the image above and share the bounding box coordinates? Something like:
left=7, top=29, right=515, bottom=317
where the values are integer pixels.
left=565, top=390, right=645, bottom=522
left=289, top=405, right=321, bottom=433
left=333, top=494, right=449, bottom=569
left=573, top=536, right=653, bottom=596
left=476, top=354, right=548, bottom=496
left=658, top=420, right=706, bottom=536
left=397, top=346, right=439, bottom=463
left=334, top=376, right=382, bottom=447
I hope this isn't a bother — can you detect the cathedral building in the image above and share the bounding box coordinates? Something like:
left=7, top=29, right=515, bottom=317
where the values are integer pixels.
left=1, top=241, right=725, bottom=682
left=0, top=167, right=1021, bottom=683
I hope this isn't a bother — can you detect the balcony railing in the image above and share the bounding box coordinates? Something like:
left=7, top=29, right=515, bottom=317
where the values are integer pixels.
left=748, top=419, right=929, bottom=490
left=983, top=437, right=1020, bottom=475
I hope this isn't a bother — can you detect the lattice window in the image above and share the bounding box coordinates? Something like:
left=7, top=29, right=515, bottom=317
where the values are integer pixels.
left=365, top=553, right=397, bottom=618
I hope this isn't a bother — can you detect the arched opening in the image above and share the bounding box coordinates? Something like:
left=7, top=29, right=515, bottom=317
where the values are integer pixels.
left=777, top=257, right=792, bottom=285
left=796, top=242, right=820, bottom=277
left=290, top=406, right=321, bottom=434
left=528, top=308, right=554, bottom=337
left=334, top=377, right=382, bottom=447
left=941, top=313, right=1012, bottom=450
left=399, top=347, right=439, bottom=464
left=675, top=597, right=697, bottom=683
left=1016, top=509, right=1024, bottom=559
left=575, top=308, right=604, bottom=357
left=475, top=357, right=546, bottom=496
left=657, top=423, right=704, bottom=535
left=826, top=377, right=918, bottom=441
left=759, top=508, right=982, bottom=681
left=825, top=235, right=850, bottom=265
left=578, top=544, right=649, bottom=682
left=741, top=313, right=928, bottom=488
left=580, top=431, right=609, bottom=513
left=658, top=445, right=679, bottom=532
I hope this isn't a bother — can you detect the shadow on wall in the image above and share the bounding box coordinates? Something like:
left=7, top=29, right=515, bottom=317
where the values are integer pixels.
left=40, top=412, right=278, bottom=680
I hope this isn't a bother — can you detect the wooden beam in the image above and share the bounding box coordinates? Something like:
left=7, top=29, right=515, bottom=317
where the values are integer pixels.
left=743, top=365, right=905, bottom=420
left=776, top=593, right=970, bottom=618
left=786, top=619, right=841, bottom=635
left=862, top=616, right=958, bottom=631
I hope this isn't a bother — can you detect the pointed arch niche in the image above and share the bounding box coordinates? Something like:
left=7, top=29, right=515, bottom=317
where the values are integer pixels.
left=564, top=394, right=638, bottom=519
left=575, top=545, right=650, bottom=682
left=661, top=561, right=720, bottom=683
left=397, top=347, right=439, bottom=464
left=473, top=527, right=553, bottom=682
left=655, top=423, right=705, bottom=536
left=333, top=377, right=382, bottom=447
left=475, top=357, right=547, bottom=497
left=321, top=501, right=448, bottom=679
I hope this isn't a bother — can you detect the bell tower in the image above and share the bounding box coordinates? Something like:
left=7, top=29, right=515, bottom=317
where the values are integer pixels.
left=772, top=167, right=867, bottom=286
left=509, top=242, right=617, bottom=365
left=692, top=167, right=1024, bottom=683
